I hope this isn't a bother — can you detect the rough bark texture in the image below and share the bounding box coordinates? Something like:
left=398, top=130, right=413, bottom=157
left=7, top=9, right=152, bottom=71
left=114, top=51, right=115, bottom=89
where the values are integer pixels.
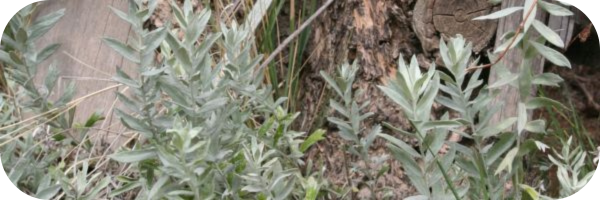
left=298, top=0, right=418, bottom=134
left=413, top=0, right=497, bottom=67
left=299, top=0, right=499, bottom=198
left=299, top=1, right=423, bottom=198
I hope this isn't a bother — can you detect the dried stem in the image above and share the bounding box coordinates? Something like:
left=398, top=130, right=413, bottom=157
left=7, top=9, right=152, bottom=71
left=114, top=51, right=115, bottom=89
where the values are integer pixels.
left=256, top=0, right=334, bottom=76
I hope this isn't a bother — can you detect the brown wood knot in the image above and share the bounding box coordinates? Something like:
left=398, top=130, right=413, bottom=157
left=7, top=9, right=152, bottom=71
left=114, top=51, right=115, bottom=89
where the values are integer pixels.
left=413, top=0, right=498, bottom=65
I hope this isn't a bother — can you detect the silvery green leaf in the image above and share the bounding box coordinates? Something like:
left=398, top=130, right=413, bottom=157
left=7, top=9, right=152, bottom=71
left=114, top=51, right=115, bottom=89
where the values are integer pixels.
left=473, top=7, right=523, bottom=20
left=182, top=0, right=193, bottom=16
left=532, top=73, right=563, bottom=86
left=36, top=43, right=61, bottom=63
left=405, top=195, right=429, bottom=200
left=416, top=75, right=439, bottom=119
left=29, top=9, right=65, bottom=40
left=380, top=133, right=420, bottom=158
left=169, top=1, right=187, bottom=28
left=478, top=117, right=517, bottom=139
left=103, top=37, right=140, bottom=63
left=517, top=102, right=527, bottom=135
left=388, top=144, right=428, bottom=195
left=145, top=0, right=159, bottom=21
left=44, top=64, right=60, bottom=93
left=532, top=20, right=564, bottom=48
left=383, top=122, right=415, bottom=138
left=495, top=147, right=519, bottom=175
left=159, top=76, right=191, bottom=107
left=485, top=133, right=517, bottom=166
left=523, top=0, right=537, bottom=32
left=0, top=50, right=19, bottom=67
left=82, top=176, right=111, bottom=200
left=109, top=7, right=136, bottom=27
left=141, top=67, right=165, bottom=77
left=268, top=172, right=292, bottom=192
left=242, top=184, right=264, bottom=193
left=173, top=48, right=192, bottom=74
left=436, top=96, right=465, bottom=114
left=494, top=33, right=524, bottom=53
left=115, top=109, right=153, bottom=136
left=109, top=148, right=157, bottom=163
left=330, top=99, right=349, bottom=117
left=143, top=26, right=168, bottom=54
left=275, top=179, right=296, bottom=200
left=378, top=86, right=413, bottom=116
left=35, top=185, right=61, bottom=200
left=245, top=0, right=273, bottom=33
left=116, top=93, right=140, bottom=113
left=327, top=117, right=357, bottom=142
left=109, top=182, right=142, bottom=198
left=148, top=175, right=169, bottom=198
left=113, top=67, right=140, bottom=88
left=197, top=97, right=228, bottom=114
left=185, top=9, right=211, bottom=44
left=320, top=71, right=343, bottom=97
left=526, top=97, right=567, bottom=110
left=365, top=125, right=381, bottom=148
left=8, top=168, right=23, bottom=185
left=529, top=41, right=571, bottom=68
left=538, top=1, right=573, bottom=16
left=422, top=120, right=463, bottom=131
left=525, top=120, right=546, bottom=133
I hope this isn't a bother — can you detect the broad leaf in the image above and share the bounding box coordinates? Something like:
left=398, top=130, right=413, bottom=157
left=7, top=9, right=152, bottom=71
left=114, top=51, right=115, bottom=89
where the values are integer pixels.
left=110, top=148, right=157, bottom=163
left=530, top=41, right=571, bottom=68
left=300, top=129, right=326, bottom=153
left=538, top=1, right=573, bottom=16
left=103, top=37, right=140, bottom=63
left=532, top=20, right=564, bottom=48
left=473, top=7, right=523, bottom=20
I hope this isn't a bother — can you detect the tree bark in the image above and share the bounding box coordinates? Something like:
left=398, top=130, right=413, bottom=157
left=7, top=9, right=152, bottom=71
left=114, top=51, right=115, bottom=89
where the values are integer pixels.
left=298, top=0, right=419, bottom=134
left=298, top=0, right=498, bottom=198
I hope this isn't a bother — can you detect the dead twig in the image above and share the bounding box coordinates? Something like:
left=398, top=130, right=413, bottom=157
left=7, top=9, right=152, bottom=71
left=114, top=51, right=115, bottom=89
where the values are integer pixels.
left=255, top=0, right=335, bottom=77
left=564, top=23, right=593, bottom=51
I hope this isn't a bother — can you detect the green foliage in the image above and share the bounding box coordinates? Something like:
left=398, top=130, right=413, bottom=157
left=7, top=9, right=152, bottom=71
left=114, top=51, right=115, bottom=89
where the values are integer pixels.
left=259, top=0, right=317, bottom=114
left=321, top=62, right=388, bottom=198
left=372, top=0, right=593, bottom=199
left=547, top=137, right=595, bottom=198
left=104, top=0, right=326, bottom=199
left=1, top=0, right=596, bottom=199
left=377, top=50, right=465, bottom=200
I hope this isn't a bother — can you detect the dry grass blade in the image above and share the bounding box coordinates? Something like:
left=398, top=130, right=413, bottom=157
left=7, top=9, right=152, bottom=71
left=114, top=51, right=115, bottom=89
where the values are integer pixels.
left=0, top=84, right=122, bottom=131
left=256, top=0, right=334, bottom=76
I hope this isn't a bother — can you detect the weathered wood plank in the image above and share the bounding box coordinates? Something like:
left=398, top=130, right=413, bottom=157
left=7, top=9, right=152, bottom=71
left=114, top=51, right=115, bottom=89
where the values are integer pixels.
left=34, top=0, right=134, bottom=142
left=489, top=0, right=551, bottom=128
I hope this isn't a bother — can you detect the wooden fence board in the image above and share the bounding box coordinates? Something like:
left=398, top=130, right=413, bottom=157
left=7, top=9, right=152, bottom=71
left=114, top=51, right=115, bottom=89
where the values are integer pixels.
left=34, top=0, right=135, bottom=144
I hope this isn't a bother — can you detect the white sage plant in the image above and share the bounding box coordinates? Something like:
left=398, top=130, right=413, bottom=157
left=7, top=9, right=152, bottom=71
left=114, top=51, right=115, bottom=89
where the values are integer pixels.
left=105, top=0, right=326, bottom=199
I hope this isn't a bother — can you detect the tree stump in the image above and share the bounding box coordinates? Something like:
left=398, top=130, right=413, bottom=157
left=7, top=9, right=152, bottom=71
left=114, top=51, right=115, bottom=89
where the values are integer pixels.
left=413, top=0, right=497, bottom=65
